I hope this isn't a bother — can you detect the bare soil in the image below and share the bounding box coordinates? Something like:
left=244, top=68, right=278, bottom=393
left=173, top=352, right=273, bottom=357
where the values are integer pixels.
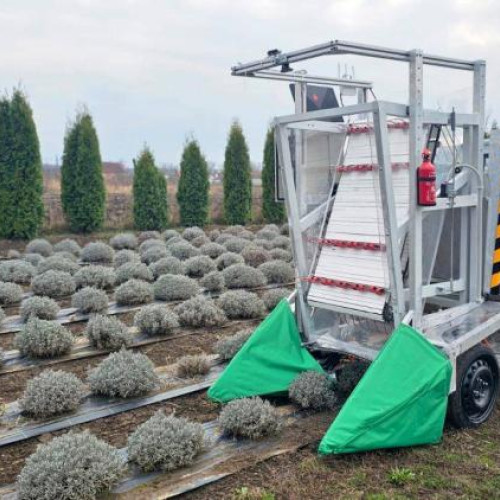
left=0, top=319, right=258, bottom=403
left=184, top=405, right=500, bottom=500
left=0, top=392, right=219, bottom=485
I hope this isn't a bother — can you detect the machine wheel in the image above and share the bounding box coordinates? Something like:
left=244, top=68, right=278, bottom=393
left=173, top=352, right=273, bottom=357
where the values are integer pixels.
left=448, top=344, right=499, bottom=428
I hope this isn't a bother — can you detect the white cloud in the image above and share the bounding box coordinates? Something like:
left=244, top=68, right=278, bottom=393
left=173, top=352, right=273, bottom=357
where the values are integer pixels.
left=0, top=0, right=498, bottom=165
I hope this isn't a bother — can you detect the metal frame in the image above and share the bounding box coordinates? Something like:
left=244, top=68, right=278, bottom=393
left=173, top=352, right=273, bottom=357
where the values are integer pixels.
left=232, top=40, right=500, bottom=394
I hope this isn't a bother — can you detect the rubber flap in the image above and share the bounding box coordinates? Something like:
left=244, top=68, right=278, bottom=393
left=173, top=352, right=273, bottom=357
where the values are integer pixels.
left=208, top=300, right=324, bottom=403
left=319, top=323, right=452, bottom=454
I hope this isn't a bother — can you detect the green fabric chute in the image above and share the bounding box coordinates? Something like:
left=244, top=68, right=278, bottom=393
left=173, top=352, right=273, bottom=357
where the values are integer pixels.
left=208, top=300, right=324, bottom=403
left=319, top=323, right=452, bottom=455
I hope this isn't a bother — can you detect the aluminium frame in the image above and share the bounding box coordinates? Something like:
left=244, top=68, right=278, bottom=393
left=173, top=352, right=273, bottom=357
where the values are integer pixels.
left=233, top=41, right=499, bottom=390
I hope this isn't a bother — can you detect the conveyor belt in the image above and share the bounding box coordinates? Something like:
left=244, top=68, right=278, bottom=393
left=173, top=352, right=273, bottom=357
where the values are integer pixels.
left=308, top=122, right=409, bottom=320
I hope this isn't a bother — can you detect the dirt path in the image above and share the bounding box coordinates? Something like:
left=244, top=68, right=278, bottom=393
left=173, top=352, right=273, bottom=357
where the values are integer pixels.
left=184, top=405, right=500, bottom=500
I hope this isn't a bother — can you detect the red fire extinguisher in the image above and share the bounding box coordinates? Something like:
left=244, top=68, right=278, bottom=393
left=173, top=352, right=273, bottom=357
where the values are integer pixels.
left=417, top=148, right=437, bottom=206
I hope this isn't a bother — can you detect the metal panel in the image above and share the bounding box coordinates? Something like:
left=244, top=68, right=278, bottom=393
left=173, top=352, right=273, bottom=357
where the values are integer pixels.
left=408, top=50, right=425, bottom=327
left=483, top=129, right=500, bottom=293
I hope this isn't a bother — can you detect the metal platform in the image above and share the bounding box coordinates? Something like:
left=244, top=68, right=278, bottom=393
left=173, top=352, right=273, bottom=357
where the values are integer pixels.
left=422, top=301, right=500, bottom=355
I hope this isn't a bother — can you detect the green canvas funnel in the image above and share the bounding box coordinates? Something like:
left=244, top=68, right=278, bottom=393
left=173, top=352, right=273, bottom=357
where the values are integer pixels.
left=208, top=300, right=324, bottom=403
left=319, top=323, right=452, bottom=455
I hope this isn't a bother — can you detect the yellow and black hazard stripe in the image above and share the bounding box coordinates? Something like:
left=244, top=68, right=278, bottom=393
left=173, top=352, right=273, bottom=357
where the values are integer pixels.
left=491, top=202, right=500, bottom=294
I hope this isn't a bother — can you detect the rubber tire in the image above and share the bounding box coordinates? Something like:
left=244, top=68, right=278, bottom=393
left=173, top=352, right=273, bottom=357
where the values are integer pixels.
left=448, top=344, right=499, bottom=429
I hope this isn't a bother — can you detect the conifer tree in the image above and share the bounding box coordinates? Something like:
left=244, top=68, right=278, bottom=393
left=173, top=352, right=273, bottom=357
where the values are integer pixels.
left=262, top=128, right=285, bottom=224
left=0, top=90, right=44, bottom=239
left=61, top=111, right=106, bottom=233
left=133, top=147, right=168, bottom=230
left=223, top=121, right=252, bottom=225
left=177, top=139, right=209, bottom=226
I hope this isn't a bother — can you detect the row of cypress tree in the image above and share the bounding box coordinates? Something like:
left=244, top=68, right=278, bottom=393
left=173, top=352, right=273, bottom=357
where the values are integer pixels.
left=0, top=90, right=285, bottom=238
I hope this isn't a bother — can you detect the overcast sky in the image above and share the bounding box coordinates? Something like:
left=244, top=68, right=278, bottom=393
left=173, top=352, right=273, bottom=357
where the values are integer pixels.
left=0, top=0, right=498, bottom=167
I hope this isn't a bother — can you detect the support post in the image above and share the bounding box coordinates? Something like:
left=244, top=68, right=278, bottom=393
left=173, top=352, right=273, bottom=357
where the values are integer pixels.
left=275, top=124, right=312, bottom=339
left=294, top=82, right=307, bottom=216
left=373, top=103, right=406, bottom=325
left=409, top=50, right=425, bottom=328
left=471, top=61, right=486, bottom=300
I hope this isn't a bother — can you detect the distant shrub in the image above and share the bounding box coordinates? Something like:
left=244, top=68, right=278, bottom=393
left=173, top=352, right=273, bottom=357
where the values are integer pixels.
left=71, top=287, right=109, bottom=314
left=74, top=265, right=116, bottom=290
left=222, top=264, right=266, bottom=289
left=88, top=349, right=158, bottom=398
left=269, top=248, right=293, bottom=262
left=255, top=228, right=278, bottom=241
left=176, top=354, right=211, bottom=378
left=214, top=328, right=253, bottom=360
left=0, top=306, right=4, bottom=326
left=258, top=260, right=295, bottom=284
left=53, top=251, right=78, bottom=262
left=0, top=260, right=35, bottom=284
left=7, top=249, right=21, bottom=259
left=216, top=251, right=244, bottom=270
left=200, top=271, right=225, bottom=292
left=218, top=290, right=265, bottom=319
left=200, top=242, right=225, bottom=259
left=15, top=318, right=73, bottom=358
left=37, top=255, right=79, bottom=276
left=21, top=296, right=60, bottom=322
left=127, top=412, right=204, bottom=472
left=223, top=225, right=246, bottom=236
left=223, top=237, right=249, bottom=254
left=262, top=288, right=290, bottom=310
left=163, top=229, right=180, bottom=241
left=133, top=305, right=179, bottom=336
left=32, top=270, right=76, bottom=298
left=191, top=236, right=212, bottom=248
left=208, top=229, right=220, bottom=241
left=241, top=245, right=271, bottom=268
left=53, top=238, right=81, bottom=256
left=141, top=245, right=169, bottom=265
left=215, top=233, right=232, bottom=245
left=114, top=249, right=140, bottom=268
left=271, top=236, right=291, bottom=250
left=154, top=274, right=199, bottom=301
left=81, top=242, right=114, bottom=264
left=110, top=232, right=138, bottom=250
left=20, top=370, right=85, bottom=418
left=218, top=397, right=281, bottom=439
left=115, top=279, right=154, bottom=305
left=336, top=360, right=370, bottom=395
left=263, top=223, right=281, bottom=234
left=165, top=235, right=183, bottom=247
left=169, top=240, right=200, bottom=260
left=17, top=431, right=126, bottom=500
left=253, top=238, right=274, bottom=250
left=238, top=229, right=255, bottom=241
left=85, top=314, right=132, bottom=351
left=183, top=255, right=216, bottom=278
left=280, top=223, right=289, bottom=235
left=182, top=226, right=205, bottom=241
left=138, top=230, right=161, bottom=243
left=115, top=262, right=153, bottom=285
left=25, top=238, right=53, bottom=257
left=174, top=296, right=226, bottom=328
left=289, top=371, right=336, bottom=410
left=191, top=235, right=210, bottom=248
left=149, top=256, right=184, bottom=279
left=139, top=238, right=165, bottom=254
left=0, top=281, right=23, bottom=305
left=23, top=253, right=44, bottom=267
